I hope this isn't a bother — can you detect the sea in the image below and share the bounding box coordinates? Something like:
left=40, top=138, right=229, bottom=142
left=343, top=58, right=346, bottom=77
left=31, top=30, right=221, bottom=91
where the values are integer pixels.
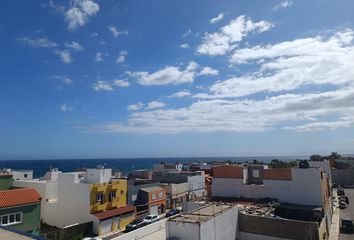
left=0, top=156, right=305, bottom=179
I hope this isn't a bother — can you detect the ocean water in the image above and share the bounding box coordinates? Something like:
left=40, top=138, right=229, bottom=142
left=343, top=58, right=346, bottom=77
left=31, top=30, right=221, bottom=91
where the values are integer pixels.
left=0, top=156, right=302, bottom=178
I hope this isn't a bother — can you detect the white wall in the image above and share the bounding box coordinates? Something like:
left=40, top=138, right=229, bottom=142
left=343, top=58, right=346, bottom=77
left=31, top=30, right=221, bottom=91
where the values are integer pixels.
left=84, top=168, right=112, bottom=184
left=12, top=170, right=33, bottom=180
left=212, top=178, right=243, bottom=198
left=239, top=232, right=292, bottom=240
left=309, top=161, right=332, bottom=185
left=168, top=221, right=200, bottom=240
left=45, top=173, right=93, bottom=229
left=114, top=219, right=167, bottom=240
left=212, top=168, right=324, bottom=206
left=200, top=207, right=238, bottom=240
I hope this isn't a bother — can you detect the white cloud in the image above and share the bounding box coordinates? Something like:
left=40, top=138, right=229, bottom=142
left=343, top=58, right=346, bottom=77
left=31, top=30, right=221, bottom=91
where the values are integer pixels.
left=65, top=0, right=99, bottom=31
left=199, top=67, right=219, bottom=76
left=82, top=29, right=354, bottom=134
left=169, top=90, right=192, bottom=98
left=274, top=0, right=293, bottom=10
left=116, top=51, right=127, bottom=63
left=55, top=50, right=72, bottom=63
left=93, top=80, right=114, bottom=91
left=182, top=29, right=192, bottom=38
left=108, top=25, right=128, bottom=38
left=127, top=61, right=198, bottom=86
left=95, top=52, right=104, bottom=62
left=195, top=29, right=354, bottom=98
left=50, top=75, right=73, bottom=85
left=127, top=102, right=144, bottom=111
left=283, top=120, right=354, bottom=132
left=65, top=41, right=84, bottom=51
left=60, top=104, right=74, bottom=112
left=113, top=79, right=130, bottom=88
left=197, top=15, right=274, bottom=56
left=17, top=37, right=58, bottom=48
left=81, top=87, right=354, bottom=134
left=145, top=101, right=166, bottom=110
left=179, top=43, right=190, bottom=49
left=210, top=12, right=224, bottom=24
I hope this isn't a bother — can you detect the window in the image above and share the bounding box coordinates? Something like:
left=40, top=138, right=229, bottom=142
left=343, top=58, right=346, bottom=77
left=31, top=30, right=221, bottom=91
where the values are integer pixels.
left=0, top=212, right=22, bottom=226
left=24, top=174, right=28, bottom=178
left=96, top=192, right=104, bottom=204
left=152, top=193, right=156, bottom=200
left=109, top=191, right=116, bottom=201
left=158, top=192, right=163, bottom=199
left=253, top=170, right=260, bottom=178
left=132, top=194, right=137, bottom=202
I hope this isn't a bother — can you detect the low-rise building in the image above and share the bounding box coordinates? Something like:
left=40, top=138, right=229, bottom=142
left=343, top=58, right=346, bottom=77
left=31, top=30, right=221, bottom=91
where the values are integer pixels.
left=152, top=171, right=206, bottom=200
left=136, top=186, right=166, bottom=215
left=160, top=182, right=188, bottom=209
left=14, top=167, right=136, bottom=235
left=0, top=187, right=41, bottom=233
left=167, top=204, right=238, bottom=240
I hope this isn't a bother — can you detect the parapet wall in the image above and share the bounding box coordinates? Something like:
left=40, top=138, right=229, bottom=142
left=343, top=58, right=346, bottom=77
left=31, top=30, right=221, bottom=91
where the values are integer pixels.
left=238, top=213, right=320, bottom=240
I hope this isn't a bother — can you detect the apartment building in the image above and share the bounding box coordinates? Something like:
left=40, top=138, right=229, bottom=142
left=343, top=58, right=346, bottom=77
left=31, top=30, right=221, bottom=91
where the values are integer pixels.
left=152, top=171, right=206, bottom=200
left=14, top=167, right=135, bottom=235
left=212, top=164, right=331, bottom=208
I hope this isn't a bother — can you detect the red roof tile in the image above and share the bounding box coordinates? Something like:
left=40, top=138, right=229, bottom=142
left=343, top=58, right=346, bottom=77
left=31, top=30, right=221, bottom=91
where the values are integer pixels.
left=93, top=205, right=135, bottom=220
left=0, top=188, right=41, bottom=208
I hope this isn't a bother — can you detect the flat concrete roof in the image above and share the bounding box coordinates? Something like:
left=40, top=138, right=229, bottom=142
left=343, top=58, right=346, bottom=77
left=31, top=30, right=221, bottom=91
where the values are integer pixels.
left=0, top=228, right=35, bottom=240
left=169, top=204, right=234, bottom=224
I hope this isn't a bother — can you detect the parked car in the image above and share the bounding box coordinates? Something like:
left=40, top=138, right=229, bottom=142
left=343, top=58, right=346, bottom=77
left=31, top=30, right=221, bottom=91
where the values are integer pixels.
left=125, top=218, right=147, bottom=232
left=166, top=208, right=181, bottom=217
left=339, top=200, right=347, bottom=209
left=143, top=214, right=160, bottom=224
left=340, top=218, right=354, bottom=233
left=337, top=187, right=345, bottom=196
left=340, top=196, right=349, bottom=204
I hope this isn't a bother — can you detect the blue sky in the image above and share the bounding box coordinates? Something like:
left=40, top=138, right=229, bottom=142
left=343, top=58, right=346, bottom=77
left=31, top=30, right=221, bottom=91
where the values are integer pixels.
left=1, top=0, right=354, bottom=160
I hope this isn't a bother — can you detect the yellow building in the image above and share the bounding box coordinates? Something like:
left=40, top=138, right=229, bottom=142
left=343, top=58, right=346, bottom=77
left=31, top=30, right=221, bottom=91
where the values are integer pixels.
left=90, top=178, right=136, bottom=235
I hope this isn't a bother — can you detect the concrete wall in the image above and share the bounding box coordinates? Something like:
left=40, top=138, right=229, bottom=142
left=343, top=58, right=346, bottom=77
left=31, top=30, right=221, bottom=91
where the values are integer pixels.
left=238, top=213, right=319, bottom=240
left=11, top=170, right=33, bottom=180
left=13, top=179, right=58, bottom=222
left=113, top=218, right=167, bottom=240
left=188, top=175, right=206, bottom=198
left=168, top=221, right=200, bottom=240
left=239, top=232, right=292, bottom=240
left=84, top=168, right=112, bottom=184
left=45, top=173, right=93, bottom=230
left=200, top=207, right=238, bottom=240
left=212, top=168, right=324, bottom=206
left=331, top=168, right=354, bottom=185
left=212, top=178, right=243, bottom=198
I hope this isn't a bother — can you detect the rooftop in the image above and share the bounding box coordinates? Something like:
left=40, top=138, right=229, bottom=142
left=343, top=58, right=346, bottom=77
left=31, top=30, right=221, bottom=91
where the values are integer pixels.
left=169, top=204, right=234, bottom=224
left=141, top=186, right=164, bottom=192
left=93, top=205, right=135, bottom=220
left=0, top=188, right=41, bottom=208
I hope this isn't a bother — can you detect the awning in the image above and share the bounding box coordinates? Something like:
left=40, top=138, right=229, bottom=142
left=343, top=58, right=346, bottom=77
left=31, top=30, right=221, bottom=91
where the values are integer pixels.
left=93, top=205, right=135, bottom=221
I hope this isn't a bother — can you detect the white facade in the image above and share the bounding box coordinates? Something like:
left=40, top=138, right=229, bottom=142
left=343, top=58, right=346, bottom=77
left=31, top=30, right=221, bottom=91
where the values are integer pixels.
left=212, top=168, right=326, bottom=206
left=168, top=205, right=238, bottom=240
left=11, top=170, right=33, bottom=180
left=309, top=161, right=332, bottom=185
left=84, top=167, right=112, bottom=184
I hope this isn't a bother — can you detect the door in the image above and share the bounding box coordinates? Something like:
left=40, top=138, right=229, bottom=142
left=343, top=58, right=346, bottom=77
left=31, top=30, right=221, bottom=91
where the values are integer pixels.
left=150, top=205, right=158, bottom=215
left=100, top=218, right=113, bottom=234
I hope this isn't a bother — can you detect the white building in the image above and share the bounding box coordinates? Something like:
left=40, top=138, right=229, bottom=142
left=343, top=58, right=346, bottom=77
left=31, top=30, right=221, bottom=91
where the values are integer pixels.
left=14, top=167, right=133, bottom=235
left=167, top=204, right=238, bottom=240
left=212, top=165, right=331, bottom=207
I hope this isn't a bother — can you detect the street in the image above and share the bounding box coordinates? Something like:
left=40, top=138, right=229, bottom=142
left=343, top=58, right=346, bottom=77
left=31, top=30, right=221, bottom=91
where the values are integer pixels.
left=339, top=188, right=354, bottom=240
